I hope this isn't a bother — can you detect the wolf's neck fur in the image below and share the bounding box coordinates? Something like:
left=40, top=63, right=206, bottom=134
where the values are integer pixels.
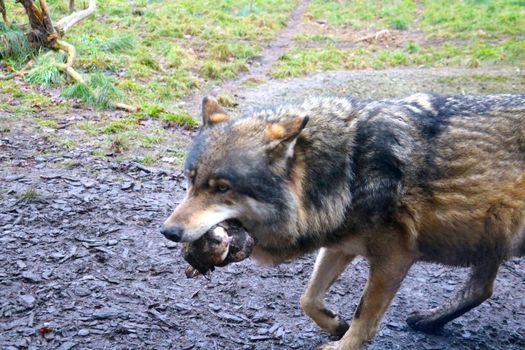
left=251, top=98, right=361, bottom=262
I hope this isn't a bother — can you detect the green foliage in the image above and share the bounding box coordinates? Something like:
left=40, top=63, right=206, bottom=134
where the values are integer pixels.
left=199, top=60, right=246, bottom=80
left=24, top=52, right=65, bottom=87
left=109, top=134, right=130, bottom=153
left=2, top=0, right=296, bottom=117
left=272, top=47, right=347, bottom=78
left=141, top=103, right=165, bottom=118
left=160, top=110, right=199, bottom=129
left=135, top=103, right=198, bottom=129
left=0, top=23, right=32, bottom=65
left=17, top=188, right=40, bottom=202
left=306, top=0, right=416, bottom=28
left=273, top=0, right=525, bottom=78
left=61, top=73, right=123, bottom=110
left=217, top=94, right=237, bottom=108
left=34, top=118, right=59, bottom=128
left=208, top=42, right=258, bottom=61
left=102, top=33, right=136, bottom=53
left=164, top=44, right=190, bottom=68
left=420, top=0, right=525, bottom=38
left=389, top=18, right=408, bottom=30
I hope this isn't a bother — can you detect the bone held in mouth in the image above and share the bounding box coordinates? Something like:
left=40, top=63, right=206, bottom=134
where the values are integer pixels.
left=182, top=220, right=255, bottom=278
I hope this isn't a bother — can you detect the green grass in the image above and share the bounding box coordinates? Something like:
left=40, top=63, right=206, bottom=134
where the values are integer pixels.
left=160, top=110, right=199, bottom=129
left=305, top=0, right=416, bottom=28
left=17, top=188, right=40, bottom=202
left=136, top=154, right=157, bottom=166
left=24, top=51, right=65, bottom=87
left=420, top=0, right=525, bottom=39
left=109, top=134, right=131, bottom=153
left=274, top=0, right=525, bottom=77
left=61, top=73, right=123, bottom=110
left=0, top=22, right=32, bottom=66
left=34, top=118, right=59, bottom=128
left=272, top=39, right=525, bottom=77
left=3, top=0, right=296, bottom=113
left=64, top=0, right=294, bottom=103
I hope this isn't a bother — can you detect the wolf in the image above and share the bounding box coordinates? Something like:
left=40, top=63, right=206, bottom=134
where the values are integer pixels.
left=161, top=93, right=525, bottom=349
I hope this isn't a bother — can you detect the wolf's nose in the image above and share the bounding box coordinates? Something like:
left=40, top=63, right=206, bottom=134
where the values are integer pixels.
left=160, top=225, right=183, bottom=242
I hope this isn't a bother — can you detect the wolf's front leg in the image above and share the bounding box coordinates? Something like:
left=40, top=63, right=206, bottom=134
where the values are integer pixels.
left=301, top=248, right=355, bottom=337
left=318, top=251, right=414, bottom=350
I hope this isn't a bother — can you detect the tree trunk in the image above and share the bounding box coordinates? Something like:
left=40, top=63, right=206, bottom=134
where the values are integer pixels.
left=15, top=0, right=57, bottom=47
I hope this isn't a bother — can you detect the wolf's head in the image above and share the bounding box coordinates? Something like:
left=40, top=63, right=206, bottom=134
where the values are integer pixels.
left=161, top=96, right=308, bottom=242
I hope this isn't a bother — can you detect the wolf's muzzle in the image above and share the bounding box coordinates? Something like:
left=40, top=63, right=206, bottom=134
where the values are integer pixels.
left=160, top=225, right=183, bottom=242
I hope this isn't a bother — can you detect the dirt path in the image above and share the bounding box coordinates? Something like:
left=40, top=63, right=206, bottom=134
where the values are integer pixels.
left=184, top=0, right=310, bottom=116
left=241, top=0, right=310, bottom=79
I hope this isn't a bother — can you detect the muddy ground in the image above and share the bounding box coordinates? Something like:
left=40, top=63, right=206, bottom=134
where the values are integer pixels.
left=1, top=67, right=525, bottom=350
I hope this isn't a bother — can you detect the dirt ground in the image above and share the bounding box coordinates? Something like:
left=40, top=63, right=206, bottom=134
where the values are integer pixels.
left=1, top=1, right=525, bottom=348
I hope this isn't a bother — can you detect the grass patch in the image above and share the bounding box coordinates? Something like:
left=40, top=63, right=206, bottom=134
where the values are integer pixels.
left=243, top=77, right=266, bottom=86
left=61, top=73, right=123, bottom=110
left=0, top=124, right=11, bottom=133
left=217, top=94, right=238, bottom=108
left=24, top=51, right=65, bottom=87
left=137, top=103, right=198, bottom=129
left=161, top=110, right=199, bottom=129
left=136, top=154, right=157, bottom=166
left=13, top=106, right=34, bottom=114
left=294, top=33, right=337, bottom=43
left=421, top=0, right=525, bottom=39
left=34, top=118, right=59, bottom=129
left=273, top=39, right=525, bottom=78
left=0, top=23, right=32, bottom=66
left=139, top=127, right=167, bottom=148
left=109, top=134, right=131, bottom=153
left=271, top=47, right=353, bottom=78
left=305, top=0, right=416, bottom=28
left=58, top=138, right=77, bottom=148
left=55, top=159, right=77, bottom=168
left=102, top=116, right=137, bottom=134
left=17, top=188, right=40, bottom=202
left=208, top=41, right=259, bottom=61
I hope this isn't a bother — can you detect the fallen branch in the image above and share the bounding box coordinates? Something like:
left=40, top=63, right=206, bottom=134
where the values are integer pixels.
left=56, top=0, right=96, bottom=34
left=115, top=103, right=140, bottom=113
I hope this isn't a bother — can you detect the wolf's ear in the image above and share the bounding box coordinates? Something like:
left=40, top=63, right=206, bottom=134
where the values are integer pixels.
left=202, top=96, right=232, bottom=127
left=264, top=115, right=308, bottom=162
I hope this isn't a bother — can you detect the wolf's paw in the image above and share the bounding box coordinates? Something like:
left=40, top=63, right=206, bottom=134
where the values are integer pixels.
left=406, top=310, right=444, bottom=333
left=332, top=318, right=349, bottom=338
left=316, top=341, right=341, bottom=350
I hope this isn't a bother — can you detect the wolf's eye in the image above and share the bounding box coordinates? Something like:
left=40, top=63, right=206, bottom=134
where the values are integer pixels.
left=216, top=184, right=230, bottom=193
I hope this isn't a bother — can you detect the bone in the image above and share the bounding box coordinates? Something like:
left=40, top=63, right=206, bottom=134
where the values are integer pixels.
left=182, top=220, right=255, bottom=277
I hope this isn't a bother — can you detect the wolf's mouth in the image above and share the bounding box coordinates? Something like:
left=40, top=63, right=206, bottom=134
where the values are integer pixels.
left=182, top=219, right=255, bottom=277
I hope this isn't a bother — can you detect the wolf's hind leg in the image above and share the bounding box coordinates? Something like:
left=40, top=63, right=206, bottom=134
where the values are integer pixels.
left=407, top=261, right=500, bottom=333
left=301, top=248, right=355, bottom=337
